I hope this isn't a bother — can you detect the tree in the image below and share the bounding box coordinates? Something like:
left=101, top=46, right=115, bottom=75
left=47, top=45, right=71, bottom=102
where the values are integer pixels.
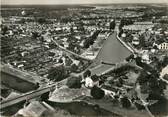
left=91, top=86, right=105, bottom=99
left=1, top=25, right=8, bottom=35
left=83, top=38, right=93, bottom=48
left=37, top=18, right=46, bottom=24
left=137, top=69, right=167, bottom=98
left=161, top=56, right=168, bottom=69
left=119, top=23, right=123, bottom=31
left=137, top=71, right=149, bottom=85
left=83, top=70, right=91, bottom=78
left=163, top=74, right=168, bottom=81
left=120, top=96, right=131, bottom=108
left=47, top=65, right=67, bottom=82
left=125, top=54, right=134, bottom=62
left=31, top=31, right=40, bottom=39
left=110, top=20, right=116, bottom=30
left=70, top=27, right=74, bottom=34
left=125, top=33, right=133, bottom=43
left=91, top=74, right=99, bottom=82
left=70, top=64, right=78, bottom=73
left=83, top=31, right=100, bottom=48
left=1, top=36, right=13, bottom=57
left=119, top=18, right=134, bottom=31
left=66, top=76, right=82, bottom=88
left=19, top=18, right=26, bottom=24
left=118, top=29, right=123, bottom=37
left=49, top=42, right=57, bottom=49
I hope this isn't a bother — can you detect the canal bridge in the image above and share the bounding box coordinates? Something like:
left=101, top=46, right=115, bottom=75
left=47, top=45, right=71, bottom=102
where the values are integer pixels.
left=0, top=83, right=57, bottom=111
left=0, top=31, right=134, bottom=112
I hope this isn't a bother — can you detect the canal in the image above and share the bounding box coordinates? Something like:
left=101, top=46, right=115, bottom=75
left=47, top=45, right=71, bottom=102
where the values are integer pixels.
left=91, top=32, right=132, bottom=75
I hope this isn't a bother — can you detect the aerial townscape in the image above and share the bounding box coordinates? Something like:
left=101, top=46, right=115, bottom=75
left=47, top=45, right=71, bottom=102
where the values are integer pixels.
left=0, top=2, right=168, bottom=117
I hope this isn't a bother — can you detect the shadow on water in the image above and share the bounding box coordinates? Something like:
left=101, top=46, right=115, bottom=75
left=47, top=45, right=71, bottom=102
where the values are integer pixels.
left=46, top=100, right=122, bottom=117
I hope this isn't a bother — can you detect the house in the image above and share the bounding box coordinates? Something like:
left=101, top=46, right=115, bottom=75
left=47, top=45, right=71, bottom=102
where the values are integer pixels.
left=75, top=36, right=81, bottom=40
left=55, top=27, right=62, bottom=31
left=164, top=31, right=168, bottom=35
left=79, top=40, right=85, bottom=47
left=158, top=42, right=168, bottom=50
left=98, top=33, right=106, bottom=39
left=141, top=53, right=151, bottom=64
left=121, top=33, right=126, bottom=38
left=21, top=10, right=26, bottom=16
left=140, top=50, right=151, bottom=64
left=63, top=41, right=69, bottom=48
left=86, top=51, right=94, bottom=56
left=160, top=65, right=168, bottom=78
left=132, top=34, right=140, bottom=46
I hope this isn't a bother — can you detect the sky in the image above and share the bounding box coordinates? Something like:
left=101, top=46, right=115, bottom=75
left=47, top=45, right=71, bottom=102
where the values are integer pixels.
left=2, top=0, right=168, bottom=5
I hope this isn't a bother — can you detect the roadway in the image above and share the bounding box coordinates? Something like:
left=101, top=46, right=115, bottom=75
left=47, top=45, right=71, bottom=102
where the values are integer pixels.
left=51, top=38, right=92, bottom=61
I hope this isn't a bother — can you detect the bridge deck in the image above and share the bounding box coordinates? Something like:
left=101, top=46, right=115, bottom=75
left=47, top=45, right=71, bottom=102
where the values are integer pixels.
left=0, top=85, right=55, bottom=110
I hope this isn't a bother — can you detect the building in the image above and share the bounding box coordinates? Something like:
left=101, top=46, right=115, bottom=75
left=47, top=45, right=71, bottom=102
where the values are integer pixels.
left=158, top=42, right=168, bottom=50
left=160, top=65, right=168, bottom=78
left=140, top=50, right=151, bottom=64
left=132, top=35, right=140, bottom=46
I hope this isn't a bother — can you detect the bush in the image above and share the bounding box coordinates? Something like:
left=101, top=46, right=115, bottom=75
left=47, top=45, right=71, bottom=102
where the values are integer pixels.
left=137, top=69, right=167, bottom=97
left=83, top=30, right=100, bottom=48
left=120, top=96, right=131, bottom=108
left=47, top=65, right=67, bottom=82
left=66, top=76, right=82, bottom=89
left=37, top=18, right=46, bottom=24
left=83, top=70, right=91, bottom=78
left=70, top=64, right=78, bottom=73
left=91, top=74, right=99, bottom=82
left=91, top=86, right=105, bottom=99
left=163, top=74, right=168, bottom=81
left=110, top=20, right=116, bottom=30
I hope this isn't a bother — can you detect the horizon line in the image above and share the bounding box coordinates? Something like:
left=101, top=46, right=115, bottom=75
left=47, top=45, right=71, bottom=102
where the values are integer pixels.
left=1, top=2, right=168, bottom=5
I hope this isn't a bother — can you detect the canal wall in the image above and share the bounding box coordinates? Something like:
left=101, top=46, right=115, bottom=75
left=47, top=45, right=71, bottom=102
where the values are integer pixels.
left=116, top=32, right=135, bottom=54
left=89, top=31, right=133, bottom=75
left=1, top=65, right=39, bottom=93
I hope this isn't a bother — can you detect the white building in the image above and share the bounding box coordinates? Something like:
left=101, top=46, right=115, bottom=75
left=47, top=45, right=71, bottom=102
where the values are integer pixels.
left=132, top=36, right=140, bottom=45
left=160, top=65, right=168, bottom=78
left=158, top=42, right=168, bottom=50
left=140, top=50, right=151, bottom=64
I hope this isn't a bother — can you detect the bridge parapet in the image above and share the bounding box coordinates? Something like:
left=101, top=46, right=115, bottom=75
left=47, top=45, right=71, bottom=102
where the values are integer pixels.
left=0, top=84, right=56, bottom=110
